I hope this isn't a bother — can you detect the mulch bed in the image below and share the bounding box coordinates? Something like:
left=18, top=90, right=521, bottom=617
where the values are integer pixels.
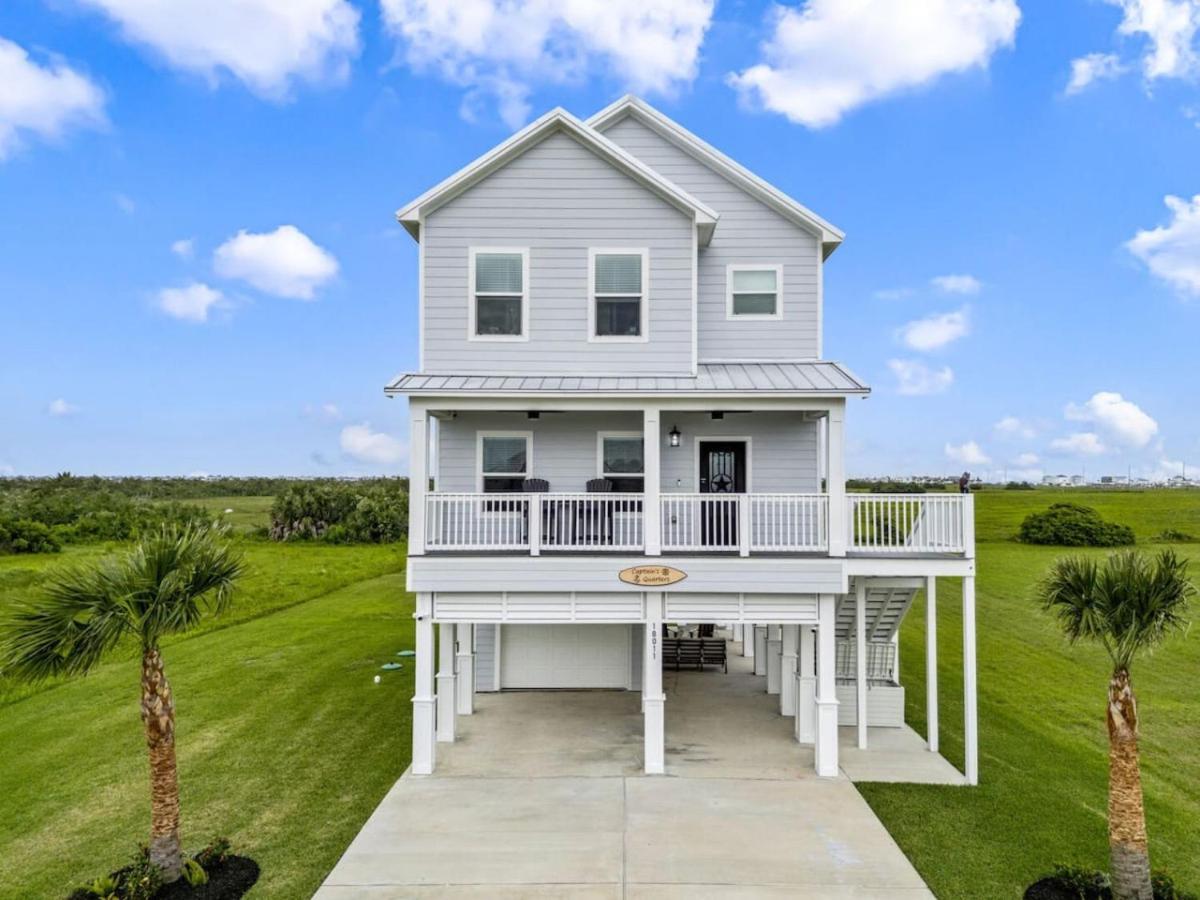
left=1025, top=877, right=1108, bottom=900
left=66, top=856, right=259, bottom=900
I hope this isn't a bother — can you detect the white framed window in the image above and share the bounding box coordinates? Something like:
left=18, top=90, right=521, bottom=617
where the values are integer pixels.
left=589, top=248, right=649, bottom=341
left=477, top=431, right=533, bottom=493
left=726, top=264, right=783, bottom=319
left=469, top=247, right=529, bottom=341
left=596, top=431, right=644, bottom=493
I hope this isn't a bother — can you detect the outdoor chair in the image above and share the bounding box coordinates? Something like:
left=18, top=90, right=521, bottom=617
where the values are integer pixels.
left=521, top=478, right=550, bottom=543
left=578, top=478, right=614, bottom=545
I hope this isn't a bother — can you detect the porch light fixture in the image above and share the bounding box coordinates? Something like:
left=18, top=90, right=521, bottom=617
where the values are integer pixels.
left=669, top=425, right=681, bottom=448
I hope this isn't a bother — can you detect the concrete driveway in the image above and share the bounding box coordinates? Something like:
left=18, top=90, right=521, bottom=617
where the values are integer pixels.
left=316, top=663, right=938, bottom=898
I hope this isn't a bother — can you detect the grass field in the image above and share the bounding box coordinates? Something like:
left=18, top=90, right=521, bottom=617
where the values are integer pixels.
left=1, top=489, right=1197, bottom=898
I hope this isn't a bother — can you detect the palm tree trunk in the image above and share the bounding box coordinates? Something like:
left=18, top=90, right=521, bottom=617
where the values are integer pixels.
left=141, top=647, right=182, bottom=882
left=1107, top=666, right=1151, bottom=900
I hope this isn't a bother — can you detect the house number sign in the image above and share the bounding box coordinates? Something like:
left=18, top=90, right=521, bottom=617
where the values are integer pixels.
left=618, top=565, right=687, bottom=586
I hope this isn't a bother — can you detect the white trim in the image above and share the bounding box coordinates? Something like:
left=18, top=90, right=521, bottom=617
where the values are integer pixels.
left=467, top=247, right=530, bottom=342
left=726, top=263, right=783, bottom=320
left=693, top=435, right=753, bottom=493
left=397, top=107, right=718, bottom=245
left=596, top=430, right=646, bottom=481
left=691, top=224, right=698, bottom=376
left=588, top=247, right=650, bottom=343
left=476, top=430, right=534, bottom=492
left=587, top=96, right=842, bottom=253
left=417, top=213, right=425, bottom=370
left=816, top=252, right=824, bottom=358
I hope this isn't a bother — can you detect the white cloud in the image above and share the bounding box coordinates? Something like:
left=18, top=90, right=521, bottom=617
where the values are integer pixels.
left=340, top=423, right=406, bottom=465
left=1065, top=52, right=1127, bottom=94
left=1126, top=194, right=1200, bottom=296
left=873, top=286, right=914, bottom=301
left=931, top=273, right=982, bottom=294
left=898, top=307, right=970, bottom=351
left=945, top=440, right=990, bottom=465
left=214, top=225, right=338, bottom=300
left=48, top=398, right=79, bottom=417
left=1148, top=457, right=1187, bottom=480
left=304, top=402, right=342, bottom=422
left=1065, top=391, right=1158, bottom=447
left=728, top=0, right=1020, bottom=128
left=1014, top=451, right=1040, bottom=466
left=75, top=0, right=360, bottom=100
left=0, top=37, right=106, bottom=161
left=888, top=359, right=955, bottom=395
left=1051, top=432, right=1108, bottom=455
left=171, top=238, right=194, bottom=259
left=1108, top=0, right=1200, bottom=81
left=157, top=282, right=225, bottom=322
left=994, top=415, right=1036, bottom=439
left=381, top=0, right=715, bottom=128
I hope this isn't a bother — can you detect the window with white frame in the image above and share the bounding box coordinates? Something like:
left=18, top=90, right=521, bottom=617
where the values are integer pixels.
left=727, top=265, right=782, bottom=318
left=470, top=249, right=528, bottom=338
left=478, top=433, right=530, bottom=493
left=598, top=433, right=644, bottom=493
left=590, top=250, right=647, bottom=339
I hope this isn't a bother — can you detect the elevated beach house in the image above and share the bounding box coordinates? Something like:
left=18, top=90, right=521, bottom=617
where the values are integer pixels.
left=389, top=96, right=978, bottom=783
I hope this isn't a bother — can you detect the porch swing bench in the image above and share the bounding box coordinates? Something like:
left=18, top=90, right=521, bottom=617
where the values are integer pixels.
left=662, top=637, right=728, bottom=673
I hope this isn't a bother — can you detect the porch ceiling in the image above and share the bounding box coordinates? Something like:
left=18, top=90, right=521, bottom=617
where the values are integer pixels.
left=385, top=361, right=870, bottom=397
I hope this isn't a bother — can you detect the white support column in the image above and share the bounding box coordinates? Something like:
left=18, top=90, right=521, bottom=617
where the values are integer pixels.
left=925, top=576, right=939, bottom=753
left=456, top=623, right=475, bottom=716
left=963, top=575, right=979, bottom=785
left=643, top=408, right=661, bottom=556
left=644, top=593, right=665, bottom=774
left=743, top=623, right=755, bottom=658
left=856, top=578, right=868, bottom=749
left=408, top=404, right=429, bottom=556
left=411, top=594, right=436, bottom=775
left=780, top=624, right=799, bottom=716
left=826, top=402, right=847, bottom=557
left=796, top=624, right=816, bottom=744
left=436, top=622, right=456, bottom=743
left=754, top=625, right=767, bottom=676
left=814, top=594, right=840, bottom=776
left=766, top=630, right=782, bottom=695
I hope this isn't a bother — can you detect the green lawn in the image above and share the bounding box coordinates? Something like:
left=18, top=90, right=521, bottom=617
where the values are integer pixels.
left=859, top=490, right=1200, bottom=898
left=191, top=495, right=276, bottom=533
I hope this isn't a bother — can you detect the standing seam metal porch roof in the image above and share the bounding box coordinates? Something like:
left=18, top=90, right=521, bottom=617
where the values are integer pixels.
left=385, top=362, right=869, bottom=396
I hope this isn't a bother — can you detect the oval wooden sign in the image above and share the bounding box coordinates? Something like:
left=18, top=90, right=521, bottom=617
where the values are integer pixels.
left=619, top=565, right=688, bottom=587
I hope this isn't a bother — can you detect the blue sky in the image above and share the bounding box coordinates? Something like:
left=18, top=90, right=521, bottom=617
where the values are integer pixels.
left=1, top=0, right=1197, bottom=480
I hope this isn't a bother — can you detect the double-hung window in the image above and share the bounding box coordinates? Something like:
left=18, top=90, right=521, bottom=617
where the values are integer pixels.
left=470, top=248, right=528, bottom=339
left=478, top=432, right=531, bottom=493
left=590, top=249, right=648, bottom=340
left=727, top=264, right=782, bottom=319
left=598, top=432, right=644, bottom=493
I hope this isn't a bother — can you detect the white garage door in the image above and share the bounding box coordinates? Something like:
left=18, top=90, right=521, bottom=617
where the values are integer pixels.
left=500, top=624, right=631, bottom=689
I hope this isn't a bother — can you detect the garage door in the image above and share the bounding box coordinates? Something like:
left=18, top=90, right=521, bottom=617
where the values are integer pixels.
left=500, top=624, right=631, bottom=689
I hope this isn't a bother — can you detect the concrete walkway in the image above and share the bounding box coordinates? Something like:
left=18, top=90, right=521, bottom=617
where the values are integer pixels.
left=317, top=655, right=946, bottom=897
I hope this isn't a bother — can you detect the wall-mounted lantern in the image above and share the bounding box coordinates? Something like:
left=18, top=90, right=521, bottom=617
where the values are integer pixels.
left=668, top=425, right=681, bottom=448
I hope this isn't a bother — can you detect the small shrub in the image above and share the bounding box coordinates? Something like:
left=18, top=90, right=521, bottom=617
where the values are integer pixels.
left=1005, top=480, right=1036, bottom=490
left=182, top=858, right=208, bottom=887
left=121, top=846, right=163, bottom=900
left=1153, top=528, right=1197, bottom=543
left=1024, top=867, right=1198, bottom=900
left=1018, top=503, right=1135, bottom=547
left=0, top=518, right=62, bottom=554
left=194, top=836, right=232, bottom=869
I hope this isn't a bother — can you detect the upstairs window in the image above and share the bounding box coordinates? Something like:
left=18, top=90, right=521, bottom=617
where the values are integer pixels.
left=479, top=433, right=531, bottom=493
left=590, top=250, right=648, bottom=340
left=470, top=249, right=528, bottom=339
left=598, top=433, right=644, bottom=493
left=727, top=265, right=782, bottom=319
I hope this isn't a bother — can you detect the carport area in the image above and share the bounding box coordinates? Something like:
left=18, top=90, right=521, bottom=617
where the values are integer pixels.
left=317, top=645, right=954, bottom=897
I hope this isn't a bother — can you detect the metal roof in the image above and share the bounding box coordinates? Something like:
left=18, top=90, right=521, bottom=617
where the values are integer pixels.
left=385, top=362, right=869, bottom=397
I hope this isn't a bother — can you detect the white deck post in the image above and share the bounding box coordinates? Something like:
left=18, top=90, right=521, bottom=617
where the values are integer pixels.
left=743, top=623, right=755, bottom=658
left=643, top=408, right=661, bottom=556
left=963, top=574, right=979, bottom=785
left=780, top=624, right=799, bottom=716
left=925, top=576, right=939, bottom=753
left=408, top=403, right=429, bottom=555
left=796, top=624, right=816, bottom=744
left=436, top=621, right=456, bottom=743
left=411, top=593, right=436, bottom=775
left=814, top=594, right=839, bottom=776
left=644, top=593, right=666, bottom=774
left=766, top=625, right=782, bottom=695
left=826, top=403, right=847, bottom=557
left=754, top=625, right=767, bottom=676
left=455, top=623, right=475, bottom=716
left=856, top=578, right=868, bottom=749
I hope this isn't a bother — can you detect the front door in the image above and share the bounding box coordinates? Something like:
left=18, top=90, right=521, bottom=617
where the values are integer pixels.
left=698, top=441, right=747, bottom=547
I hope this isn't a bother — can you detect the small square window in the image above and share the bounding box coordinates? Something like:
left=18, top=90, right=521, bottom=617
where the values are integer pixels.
left=728, top=266, right=781, bottom=318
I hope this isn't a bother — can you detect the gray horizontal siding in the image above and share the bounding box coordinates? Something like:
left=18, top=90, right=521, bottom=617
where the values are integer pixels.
left=600, top=116, right=821, bottom=360
left=422, top=131, right=695, bottom=374
left=660, top=413, right=819, bottom=493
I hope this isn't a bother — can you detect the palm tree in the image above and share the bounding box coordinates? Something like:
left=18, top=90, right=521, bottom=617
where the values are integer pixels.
left=1, top=525, right=244, bottom=882
left=1037, top=549, right=1193, bottom=900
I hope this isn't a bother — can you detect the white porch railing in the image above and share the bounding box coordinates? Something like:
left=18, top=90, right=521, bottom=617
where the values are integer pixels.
left=423, top=491, right=971, bottom=557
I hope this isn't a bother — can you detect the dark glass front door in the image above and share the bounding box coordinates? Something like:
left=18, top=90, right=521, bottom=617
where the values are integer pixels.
left=699, top=441, right=746, bottom=547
